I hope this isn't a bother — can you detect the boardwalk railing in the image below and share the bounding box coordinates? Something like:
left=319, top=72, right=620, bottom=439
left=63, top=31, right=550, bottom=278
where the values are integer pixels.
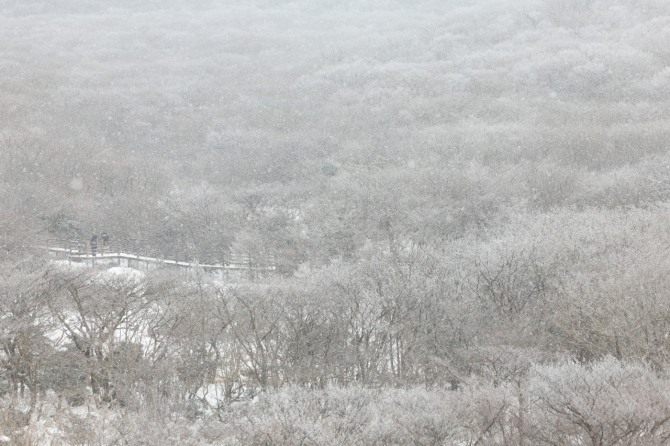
left=41, top=239, right=276, bottom=282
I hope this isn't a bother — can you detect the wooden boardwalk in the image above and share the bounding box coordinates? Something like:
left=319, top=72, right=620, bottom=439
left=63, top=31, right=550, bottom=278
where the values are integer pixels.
left=43, top=240, right=276, bottom=282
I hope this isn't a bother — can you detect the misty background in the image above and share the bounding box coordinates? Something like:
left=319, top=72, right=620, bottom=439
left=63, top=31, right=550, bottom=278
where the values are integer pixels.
left=4, top=0, right=670, bottom=261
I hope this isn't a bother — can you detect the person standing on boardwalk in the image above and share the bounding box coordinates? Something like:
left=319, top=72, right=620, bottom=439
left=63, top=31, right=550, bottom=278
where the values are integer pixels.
left=101, top=232, right=109, bottom=254
left=90, top=234, right=98, bottom=257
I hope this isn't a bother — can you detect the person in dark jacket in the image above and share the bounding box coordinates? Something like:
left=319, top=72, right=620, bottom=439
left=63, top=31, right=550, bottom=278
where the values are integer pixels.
left=90, top=235, right=98, bottom=257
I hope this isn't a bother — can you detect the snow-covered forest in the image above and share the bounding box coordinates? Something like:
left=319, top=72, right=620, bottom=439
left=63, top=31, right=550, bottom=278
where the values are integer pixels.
left=2, top=0, right=670, bottom=444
